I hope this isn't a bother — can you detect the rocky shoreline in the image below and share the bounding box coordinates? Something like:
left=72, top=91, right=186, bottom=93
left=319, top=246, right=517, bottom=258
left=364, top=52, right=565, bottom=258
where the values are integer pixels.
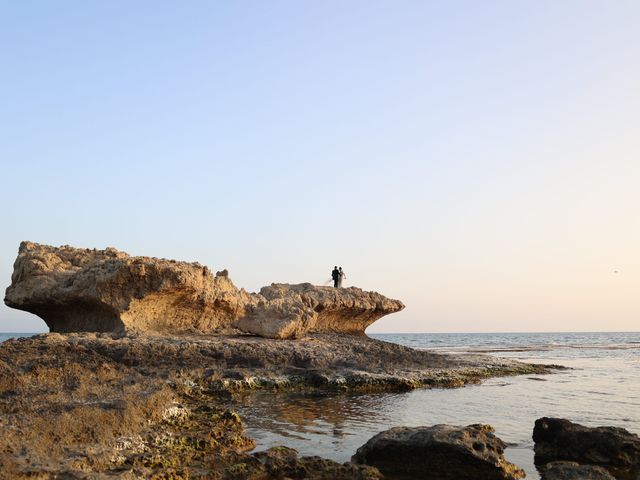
left=0, top=332, right=557, bottom=478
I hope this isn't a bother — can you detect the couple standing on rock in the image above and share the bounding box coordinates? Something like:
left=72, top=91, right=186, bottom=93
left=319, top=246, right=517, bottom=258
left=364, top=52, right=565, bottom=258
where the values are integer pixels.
left=331, top=266, right=346, bottom=288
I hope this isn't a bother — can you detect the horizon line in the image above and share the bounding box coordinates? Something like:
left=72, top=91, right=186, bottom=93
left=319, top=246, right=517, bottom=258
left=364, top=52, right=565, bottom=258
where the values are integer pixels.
left=1, top=330, right=638, bottom=335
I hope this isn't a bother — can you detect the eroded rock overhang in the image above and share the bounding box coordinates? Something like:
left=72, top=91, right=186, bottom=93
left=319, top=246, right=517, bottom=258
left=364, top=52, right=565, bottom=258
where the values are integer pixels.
left=4, top=241, right=404, bottom=339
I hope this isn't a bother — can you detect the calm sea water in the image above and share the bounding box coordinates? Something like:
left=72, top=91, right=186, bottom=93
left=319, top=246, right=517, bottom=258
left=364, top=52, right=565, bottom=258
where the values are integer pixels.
left=2, top=332, right=638, bottom=479
left=231, top=332, right=640, bottom=479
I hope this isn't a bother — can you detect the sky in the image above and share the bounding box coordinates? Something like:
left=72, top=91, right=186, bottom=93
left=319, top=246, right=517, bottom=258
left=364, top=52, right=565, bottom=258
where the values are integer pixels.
left=1, top=1, right=638, bottom=333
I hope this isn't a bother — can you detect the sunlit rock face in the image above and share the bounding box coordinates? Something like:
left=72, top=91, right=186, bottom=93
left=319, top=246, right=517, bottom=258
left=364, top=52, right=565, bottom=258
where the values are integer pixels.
left=237, top=283, right=405, bottom=339
left=4, top=241, right=250, bottom=334
left=4, top=242, right=404, bottom=338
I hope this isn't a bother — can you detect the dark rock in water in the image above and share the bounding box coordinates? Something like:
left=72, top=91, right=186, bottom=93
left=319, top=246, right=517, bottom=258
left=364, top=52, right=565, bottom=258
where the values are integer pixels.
left=533, top=417, right=640, bottom=479
left=352, top=424, right=525, bottom=480
left=540, top=461, right=615, bottom=480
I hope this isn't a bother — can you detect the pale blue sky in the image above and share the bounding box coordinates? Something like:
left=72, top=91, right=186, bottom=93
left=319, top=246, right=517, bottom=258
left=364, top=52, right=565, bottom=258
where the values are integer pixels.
left=1, top=1, right=639, bottom=333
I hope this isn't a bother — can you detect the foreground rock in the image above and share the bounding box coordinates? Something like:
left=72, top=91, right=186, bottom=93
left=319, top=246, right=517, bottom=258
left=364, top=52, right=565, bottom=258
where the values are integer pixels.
left=0, top=333, right=553, bottom=477
left=251, top=446, right=382, bottom=479
left=0, top=335, right=380, bottom=479
left=533, top=417, right=640, bottom=479
left=540, top=461, right=615, bottom=480
left=352, top=424, right=526, bottom=480
left=2, top=333, right=552, bottom=393
left=4, top=241, right=403, bottom=338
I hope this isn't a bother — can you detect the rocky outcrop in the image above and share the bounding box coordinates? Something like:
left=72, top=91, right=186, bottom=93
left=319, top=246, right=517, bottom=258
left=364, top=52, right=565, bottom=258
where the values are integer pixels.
left=4, top=241, right=251, bottom=334
left=251, top=446, right=382, bottom=479
left=0, top=333, right=553, bottom=478
left=533, top=417, right=640, bottom=480
left=4, top=242, right=404, bottom=338
left=352, top=424, right=526, bottom=480
left=540, top=461, right=615, bottom=480
left=236, top=283, right=405, bottom=339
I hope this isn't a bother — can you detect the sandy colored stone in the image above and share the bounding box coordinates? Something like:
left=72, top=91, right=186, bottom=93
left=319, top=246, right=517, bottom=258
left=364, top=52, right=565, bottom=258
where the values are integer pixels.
left=4, top=241, right=404, bottom=338
left=236, top=283, right=405, bottom=338
left=4, top=241, right=251, bottom=334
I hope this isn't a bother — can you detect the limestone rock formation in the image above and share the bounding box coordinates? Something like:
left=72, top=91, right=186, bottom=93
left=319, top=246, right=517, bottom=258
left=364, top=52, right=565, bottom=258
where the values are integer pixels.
left=533, top=417, right=640, bottom=480
left=352, top=424, right=526, bottom=480
left=540, top=461, right=615, bottom=480
left=4, top=241, right=251, bottom=334
left=236, top=283, right=405, bottom=339
left=4, top=242, right=404, bottom=338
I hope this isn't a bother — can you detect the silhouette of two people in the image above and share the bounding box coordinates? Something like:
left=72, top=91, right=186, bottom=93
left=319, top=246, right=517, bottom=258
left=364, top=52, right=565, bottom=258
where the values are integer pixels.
left=331, top=266, right=346, bottom=288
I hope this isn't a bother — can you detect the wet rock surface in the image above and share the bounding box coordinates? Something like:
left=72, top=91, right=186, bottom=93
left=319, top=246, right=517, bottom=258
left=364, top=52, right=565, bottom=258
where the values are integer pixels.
left=250, top=446, right=383, bottom=479
left=352, top=424, right=526, bottom=480
left=4, top=241, right=404, bottom=338
left=533, top=417, right=640, bottom=480
left=540, top=461, right=616, bottom=480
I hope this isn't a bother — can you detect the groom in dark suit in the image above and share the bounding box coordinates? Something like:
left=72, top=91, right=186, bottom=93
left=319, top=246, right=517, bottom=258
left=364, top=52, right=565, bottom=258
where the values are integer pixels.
left=331, top=266, right=340, bottom=288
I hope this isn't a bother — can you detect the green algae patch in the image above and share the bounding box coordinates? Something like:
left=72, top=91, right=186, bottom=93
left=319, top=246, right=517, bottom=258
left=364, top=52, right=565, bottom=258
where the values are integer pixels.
left=203, top=362, right=560, bottom=395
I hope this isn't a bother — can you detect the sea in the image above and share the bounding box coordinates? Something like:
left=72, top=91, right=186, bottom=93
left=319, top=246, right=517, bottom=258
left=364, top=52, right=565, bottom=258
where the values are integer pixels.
left=231, top=332, right=640, bottom=479
left=2, top=331, right=638, bottom=479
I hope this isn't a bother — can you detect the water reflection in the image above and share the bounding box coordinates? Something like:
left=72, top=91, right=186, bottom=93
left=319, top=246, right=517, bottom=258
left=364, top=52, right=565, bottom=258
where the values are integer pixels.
left=233, top=390, right=405, bottom=442
left=231, top=382, right=548, bottom=476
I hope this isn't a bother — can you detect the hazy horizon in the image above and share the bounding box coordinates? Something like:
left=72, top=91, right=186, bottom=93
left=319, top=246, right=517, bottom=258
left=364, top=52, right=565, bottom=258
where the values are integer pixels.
left=1, top=1, right=638, bottom=333
left=1, top=329, right=639, bottom=334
